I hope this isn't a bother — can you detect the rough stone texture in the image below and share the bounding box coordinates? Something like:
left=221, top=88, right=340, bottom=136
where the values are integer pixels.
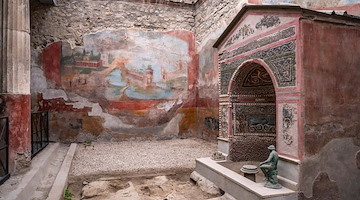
left=82, top=180, right=111, bottom=198
left=208, top=193, right=237, bottom=200
left=190, top=171, right=222, bottom=195
left=75, top=173, right=220, bottom=200
left=298, top=172, right=340, bottom=200
left=193, top=0, right=244, bottom=140
left=194, top=0, right=244, bottom=44
left=69, top=138, right=216, bottom=177
left=229, top=136, right=276, bottom=162
left=30, top=0, right=195, bottom=50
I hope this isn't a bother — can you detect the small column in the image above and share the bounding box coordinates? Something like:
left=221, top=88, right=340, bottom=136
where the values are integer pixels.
left=0, top=0, right=31, bottom=174
left=227, top=103, right=233, bottom=139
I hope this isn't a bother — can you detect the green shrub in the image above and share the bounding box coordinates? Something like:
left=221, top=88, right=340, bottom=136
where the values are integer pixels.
left=64, top=187, right=74, bottom=200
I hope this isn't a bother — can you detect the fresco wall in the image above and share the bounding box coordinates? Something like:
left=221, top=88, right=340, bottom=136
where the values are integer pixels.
left=299, top=19, right=360, bottom=200
left=32, top=29, right=197, bottom=142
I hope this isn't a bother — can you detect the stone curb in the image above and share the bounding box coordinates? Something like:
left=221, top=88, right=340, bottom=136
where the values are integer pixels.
left=47, top=143, right=77, bottom=200
left=5, top=143, right=60, bottom=200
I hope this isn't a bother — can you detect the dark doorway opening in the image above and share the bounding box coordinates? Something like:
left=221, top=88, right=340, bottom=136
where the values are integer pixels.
left=0, top=117, right=9, bottom=185
left=31, top=111, right=49, bottom=158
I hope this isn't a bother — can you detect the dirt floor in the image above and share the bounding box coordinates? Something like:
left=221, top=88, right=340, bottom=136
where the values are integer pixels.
left=68, top=172, right=223, bottom=200
left=70, top=138, right=217, bottom=178
left=68, top=138, right=220, bottom=199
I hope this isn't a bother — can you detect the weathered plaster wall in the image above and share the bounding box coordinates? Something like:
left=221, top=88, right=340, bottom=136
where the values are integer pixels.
left=30, top=0, right=199, bottom=142
left=1, top=0, right=32, bottom=175
left=0, top=95, right=31, bottom=174
left=30, top=0, right=360, bottom=143
left=194, top=0, right=245, bottom=140
left=300, top=19, right=360, bottom=200
left=33, top=29, right=197, bottom=142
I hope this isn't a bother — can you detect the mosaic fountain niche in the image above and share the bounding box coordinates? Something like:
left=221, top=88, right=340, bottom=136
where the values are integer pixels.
left=194, top=6, right=315, bottom=199
left=219, top=62, right=277, bottom=182
left=195, top=60, right=298, bottom=199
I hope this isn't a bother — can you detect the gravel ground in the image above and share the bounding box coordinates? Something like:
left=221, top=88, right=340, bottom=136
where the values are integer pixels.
left=70, top=138, right=217, bottom=178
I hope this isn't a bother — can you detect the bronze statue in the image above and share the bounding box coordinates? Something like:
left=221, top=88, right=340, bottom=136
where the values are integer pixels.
left=260, top=145, right=282, bottom=189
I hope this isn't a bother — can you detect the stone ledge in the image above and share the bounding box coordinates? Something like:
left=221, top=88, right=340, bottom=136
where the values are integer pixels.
left=195, top=157, right=297, bottom=200
left=5, top=143, right=59, bottom=200
left=46, top=143, right=77, bottom=200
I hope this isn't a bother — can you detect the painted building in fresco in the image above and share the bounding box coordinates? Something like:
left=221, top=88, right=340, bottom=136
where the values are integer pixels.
left=37, top=29, right=196, bottom=142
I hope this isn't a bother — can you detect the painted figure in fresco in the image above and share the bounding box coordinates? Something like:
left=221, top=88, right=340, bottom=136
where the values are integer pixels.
left=259, top=145, right=282, bottom=189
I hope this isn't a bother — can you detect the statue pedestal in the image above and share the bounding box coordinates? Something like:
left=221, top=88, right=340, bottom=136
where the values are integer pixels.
left=240, top=165, right=258, bottom=182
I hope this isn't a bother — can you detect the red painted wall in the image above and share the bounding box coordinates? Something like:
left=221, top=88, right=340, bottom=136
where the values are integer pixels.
left=300, top=19, right=360, bottom=200
left=301, top=20, right=360, bottom=156
left=2, top=94, right=31, bottom=174
left=41, top=42, right=61, bottom=88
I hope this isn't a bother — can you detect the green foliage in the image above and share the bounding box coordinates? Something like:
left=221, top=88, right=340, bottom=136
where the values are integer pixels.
left=83, top=141, right=94, bottom=149
left=64, top=187, right=74, bottom=200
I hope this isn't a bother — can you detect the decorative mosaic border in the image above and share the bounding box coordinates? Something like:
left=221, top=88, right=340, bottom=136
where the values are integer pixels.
left=233, top=103, right=276, bottom=136
left=220, top=41, right=296, bottom=94
left=219, top=105, right=229, bottom=138
left=220, top=26, right=296, bottom=61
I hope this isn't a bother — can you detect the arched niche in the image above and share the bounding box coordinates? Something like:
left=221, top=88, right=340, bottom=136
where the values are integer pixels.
left=227, top=61, right=277, bottom=162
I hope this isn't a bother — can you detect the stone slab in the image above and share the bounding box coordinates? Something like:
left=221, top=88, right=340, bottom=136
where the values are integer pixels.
left=46, top=143, right=77, bottom=200
left=278, top=155, right=300, bottom=183
left=218, top=138, right=230, bottom=155
left=5, top=143, right=59, bottom=200
left=195, top=157, right=297, bottom=200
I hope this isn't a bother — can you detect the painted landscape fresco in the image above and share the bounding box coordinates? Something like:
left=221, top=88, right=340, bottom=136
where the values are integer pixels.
left=61, top=29, right=191, bottom=102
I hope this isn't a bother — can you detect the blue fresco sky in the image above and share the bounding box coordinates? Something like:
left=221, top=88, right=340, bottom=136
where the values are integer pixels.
left=83, top=29, right=191, bottom=100
left=84, top=29, right=190, bottom=83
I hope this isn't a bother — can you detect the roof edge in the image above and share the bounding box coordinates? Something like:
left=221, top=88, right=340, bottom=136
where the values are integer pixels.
left=213, top=4, right=360, bottom=48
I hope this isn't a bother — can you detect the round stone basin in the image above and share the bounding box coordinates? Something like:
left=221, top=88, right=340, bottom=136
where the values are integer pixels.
left=240, top=165, right=259, bottom=174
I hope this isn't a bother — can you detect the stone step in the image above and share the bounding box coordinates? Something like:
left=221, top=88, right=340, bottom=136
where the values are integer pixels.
left=46, top=143, right=77, bottom=200
left=30, top=144, right=70, bottom=200
left=2, top=143, right=60, bottom=200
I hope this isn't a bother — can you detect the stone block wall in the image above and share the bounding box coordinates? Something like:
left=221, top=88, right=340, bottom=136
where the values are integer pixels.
left=30, top=0, right=199, bottom=142
left=31, top=0, right=195, bottom=50
left=194, top=0, right=245, bottom=140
